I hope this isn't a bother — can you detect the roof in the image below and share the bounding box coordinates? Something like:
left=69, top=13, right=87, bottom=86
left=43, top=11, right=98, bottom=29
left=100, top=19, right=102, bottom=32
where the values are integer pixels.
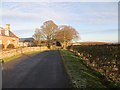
left=0, top=27, right=18, bottom=38
left=19, top=38, right=34, bottom=42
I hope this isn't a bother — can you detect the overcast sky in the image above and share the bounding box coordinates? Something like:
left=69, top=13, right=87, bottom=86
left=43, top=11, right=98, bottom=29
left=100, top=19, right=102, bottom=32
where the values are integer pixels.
left=0, top=1, right=118, bottom=42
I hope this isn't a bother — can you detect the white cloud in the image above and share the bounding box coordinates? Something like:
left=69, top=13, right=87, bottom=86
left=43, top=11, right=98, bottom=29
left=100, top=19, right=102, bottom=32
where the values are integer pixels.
left=2, top=2, right=117, bottom=25
left=3, top=0, right=120, bottom=2
left=2, top=3, right=66, bottom=22
left=1, top=2, right=118, bottom=41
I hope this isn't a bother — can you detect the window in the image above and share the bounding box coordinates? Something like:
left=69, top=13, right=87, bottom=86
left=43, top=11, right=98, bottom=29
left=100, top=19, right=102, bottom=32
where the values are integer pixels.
left=5, top=30, right=9, bottom=36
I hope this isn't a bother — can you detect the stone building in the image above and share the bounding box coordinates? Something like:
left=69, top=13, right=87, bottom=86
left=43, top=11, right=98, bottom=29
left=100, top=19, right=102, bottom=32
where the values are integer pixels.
left=0, top=24, right=19, bottom=49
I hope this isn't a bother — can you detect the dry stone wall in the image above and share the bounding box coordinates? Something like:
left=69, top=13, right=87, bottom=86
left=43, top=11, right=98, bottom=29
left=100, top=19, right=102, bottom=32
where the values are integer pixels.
left=0, top=46, right=48, bottom=59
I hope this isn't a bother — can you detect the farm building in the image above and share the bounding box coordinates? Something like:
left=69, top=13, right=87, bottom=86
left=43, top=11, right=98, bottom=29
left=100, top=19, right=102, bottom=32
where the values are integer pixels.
left=0, top=24, right=19, bottom=49
left=19, top=38, right=35, bottom=47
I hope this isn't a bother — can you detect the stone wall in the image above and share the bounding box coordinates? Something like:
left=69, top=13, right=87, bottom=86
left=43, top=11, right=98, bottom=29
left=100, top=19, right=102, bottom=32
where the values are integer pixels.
left=0, top=46, right=48, bottom=59
left=0, top=35, right=19, bottom=49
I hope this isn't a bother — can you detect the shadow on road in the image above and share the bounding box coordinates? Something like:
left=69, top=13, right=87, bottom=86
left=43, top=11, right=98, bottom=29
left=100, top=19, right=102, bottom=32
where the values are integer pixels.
left=2, top=50, right=69, bottom=88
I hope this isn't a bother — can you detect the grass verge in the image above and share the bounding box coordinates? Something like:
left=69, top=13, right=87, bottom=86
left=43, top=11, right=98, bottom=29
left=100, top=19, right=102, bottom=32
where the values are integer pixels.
left=3, top=50, right=48, bottom=62
left=3, top=55, right=22, bottom=62
left=23, top=50, right=42, bottom=54
left=60, top=49, right=120, bottom=88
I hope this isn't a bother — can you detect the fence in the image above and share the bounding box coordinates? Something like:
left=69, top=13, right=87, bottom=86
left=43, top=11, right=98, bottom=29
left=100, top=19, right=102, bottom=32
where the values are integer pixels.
left=0, top=46, right=48, bottom=59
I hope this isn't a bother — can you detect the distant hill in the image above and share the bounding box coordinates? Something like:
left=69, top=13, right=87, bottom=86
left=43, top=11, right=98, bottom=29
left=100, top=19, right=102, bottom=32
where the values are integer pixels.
left=72, top=42, right=119, bottom=45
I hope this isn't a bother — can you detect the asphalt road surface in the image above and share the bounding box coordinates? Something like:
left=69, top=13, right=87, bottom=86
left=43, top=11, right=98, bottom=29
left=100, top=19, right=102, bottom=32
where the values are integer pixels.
left=2, top=50, right=69, bottom=88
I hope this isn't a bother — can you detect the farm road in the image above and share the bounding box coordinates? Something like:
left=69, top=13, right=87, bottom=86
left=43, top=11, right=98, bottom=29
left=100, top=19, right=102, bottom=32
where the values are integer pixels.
left=2, top=50, right=68, bottom=88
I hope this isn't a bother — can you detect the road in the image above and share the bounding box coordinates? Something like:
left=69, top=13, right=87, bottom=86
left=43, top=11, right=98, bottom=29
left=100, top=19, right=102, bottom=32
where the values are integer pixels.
left=2, top=50, right=69, bottom=88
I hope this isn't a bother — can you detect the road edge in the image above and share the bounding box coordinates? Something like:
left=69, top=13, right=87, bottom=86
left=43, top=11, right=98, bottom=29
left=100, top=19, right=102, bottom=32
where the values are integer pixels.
left=58, top=50, right=73, bottom=88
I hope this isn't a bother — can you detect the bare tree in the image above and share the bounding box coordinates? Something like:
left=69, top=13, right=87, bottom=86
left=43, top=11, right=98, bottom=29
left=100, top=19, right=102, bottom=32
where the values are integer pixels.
left=33, top=28, right=42, bottom=46
left=33, top=20, right=79, bottom=49
left=40, top=20, right=58, bottom=48
left=56, top=25, right=79, bottom=49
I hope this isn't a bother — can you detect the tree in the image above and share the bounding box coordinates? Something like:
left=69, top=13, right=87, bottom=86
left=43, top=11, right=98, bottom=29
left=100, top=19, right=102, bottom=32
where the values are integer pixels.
left=40, top=20, right=58, bottom=48
left=56, top=25, right=79, bottom=49
left=33, top=28, right=42, bottom=46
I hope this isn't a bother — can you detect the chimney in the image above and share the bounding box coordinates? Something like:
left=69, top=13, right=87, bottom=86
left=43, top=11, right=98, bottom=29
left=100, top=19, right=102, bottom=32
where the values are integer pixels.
left=6, top=24, right=10, bottom=30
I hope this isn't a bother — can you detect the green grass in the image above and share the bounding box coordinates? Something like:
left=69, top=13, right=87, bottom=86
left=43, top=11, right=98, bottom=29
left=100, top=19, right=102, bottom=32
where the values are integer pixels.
left=3, top=55, right=22, bottom=62
left=60, top=49, right=120, bottom=88
left=60, top=49, right=107, bottom=88
left=23, top=51, right=42, bottom=54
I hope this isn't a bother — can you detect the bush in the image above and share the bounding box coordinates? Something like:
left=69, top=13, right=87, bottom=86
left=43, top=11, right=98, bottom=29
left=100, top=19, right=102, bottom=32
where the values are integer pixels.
left=7, top=44, right=15, bottom=49
left=0, top=44, right=4, bottom=49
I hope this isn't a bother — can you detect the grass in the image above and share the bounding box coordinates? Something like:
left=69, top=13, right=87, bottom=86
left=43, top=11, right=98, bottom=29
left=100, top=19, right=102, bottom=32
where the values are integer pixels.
left=23, top=51, right=42, bottom=54
left=3, top=55, right=22, bottom=62
left=60, top=49, right=109, bottom=88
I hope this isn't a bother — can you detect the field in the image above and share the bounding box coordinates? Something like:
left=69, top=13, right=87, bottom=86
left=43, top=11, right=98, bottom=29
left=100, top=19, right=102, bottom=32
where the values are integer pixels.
left=60, top=49, right=120, bottom=88
left=60, top=50, right=106, bottom=88
left=67, top=44, right=120, bottom=85
left=72, top=42, right=117, bottom=45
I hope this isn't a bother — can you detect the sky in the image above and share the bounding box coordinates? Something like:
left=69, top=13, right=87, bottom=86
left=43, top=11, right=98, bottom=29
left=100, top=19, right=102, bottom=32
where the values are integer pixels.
left=0, top=1, right=118, bottom=42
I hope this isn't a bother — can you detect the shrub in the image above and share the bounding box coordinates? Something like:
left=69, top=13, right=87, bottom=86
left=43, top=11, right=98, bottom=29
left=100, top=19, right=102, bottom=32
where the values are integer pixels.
left=7, top=44, right=15, bottom=49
